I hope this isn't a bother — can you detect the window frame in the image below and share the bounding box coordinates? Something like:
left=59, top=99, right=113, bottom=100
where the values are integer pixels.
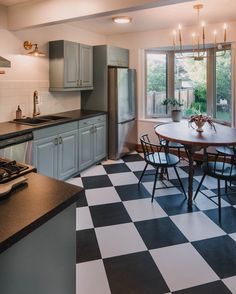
left=144, top=46, right=232, bottom=125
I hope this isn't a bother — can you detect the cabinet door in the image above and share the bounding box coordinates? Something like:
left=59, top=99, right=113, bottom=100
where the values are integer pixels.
left=79, top=44, right=93, bottom=88
left=33, top=136, right=57, bottom=178
left=78, top=126, right=93, bottom=171
left=64, top=41, right=79, bottom=88
left=93, top=122, right=107, bottom=162
left=58, top=130, right=78, bottom=180
left=107, top=46, right=129, bottom=67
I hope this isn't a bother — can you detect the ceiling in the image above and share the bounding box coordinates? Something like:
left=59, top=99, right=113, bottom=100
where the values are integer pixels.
left=68, top=0, right=236, bottom=35
left=0, top=0, right=30, bottom=6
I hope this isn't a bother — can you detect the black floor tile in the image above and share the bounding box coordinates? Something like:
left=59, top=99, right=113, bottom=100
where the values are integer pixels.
left=76, top=189, right=88, bottom=207
left=115, top=183, right=150, bottom=201
left=103, top=163, right=131, bottom=174
left=135, top=217, right=188, bottom=249
left=89, top=202, right=131, bottom=227
left=76, top=229, right=101, bottom=263
left=81, top=175, right=112, bottom=189
left=204, top=206, right=236, bottom=233
left=104, top=251, right=170, bottom=294
left=170, top=177, right=207, bottom=192
left=134, top=169, right=156, bottom=182
left=180, top=164, right=204, bottom=176
left=173, top=280, right=232, bottom=294
left=156, top=194, right=199, bottom=215
left=192, top=235, right=236, bottom=279
left=122, top=153, right=144, bottom=162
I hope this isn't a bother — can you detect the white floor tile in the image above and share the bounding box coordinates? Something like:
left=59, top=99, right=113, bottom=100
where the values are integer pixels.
left=95, top=223, right=147, bottom=258
left=108, top=172, right=139, bottom=186
left=194, top=190, right=230, bottom=210
left=223, top=276, right=236, bottom=293
left=76, top=260, right=111, bottom=294
left=143, top=182, right=180, bottom=197
left=229, top=233, right=236, bottom=241
left=170, top=211, right=225, bottom=242
left=102, top=159, right=124, bottom=165
left=76, top=207, right=94, bottom=230
left=80, top=165, right=106, bottom=177
left=123, top=198, right=167, bottom=221
left=166, top=167, right=189, bottom=180
left=66, top=177, right=83, bottom=187
left=150, top=243, right=219, bottom=292
left=125, top=161, right=154, bottom=172
left=194, top=175, right=224, bottom=190
left=86, top=187, right=121, bottom=206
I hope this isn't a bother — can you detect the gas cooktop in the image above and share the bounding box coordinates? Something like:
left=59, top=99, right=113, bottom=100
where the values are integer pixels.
left=0, top=158, right=35, bottom=184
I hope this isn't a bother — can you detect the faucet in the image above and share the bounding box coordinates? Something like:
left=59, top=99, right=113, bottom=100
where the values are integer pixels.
left=33, top=90, right=40, bottom=117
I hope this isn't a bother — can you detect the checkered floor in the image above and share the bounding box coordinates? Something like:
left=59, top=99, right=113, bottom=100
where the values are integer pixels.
left=67, top=152, right=236, bottom=294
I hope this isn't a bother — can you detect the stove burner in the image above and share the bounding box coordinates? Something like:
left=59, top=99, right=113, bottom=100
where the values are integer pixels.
left=0, top=158, right=30, bottom=183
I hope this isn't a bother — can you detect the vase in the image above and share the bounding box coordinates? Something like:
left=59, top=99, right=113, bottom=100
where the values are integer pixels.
left=195, top=120, right=205, bottom=132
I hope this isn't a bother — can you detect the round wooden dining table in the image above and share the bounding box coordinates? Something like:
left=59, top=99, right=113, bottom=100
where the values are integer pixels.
left=155, top=120, right=236, bottom=207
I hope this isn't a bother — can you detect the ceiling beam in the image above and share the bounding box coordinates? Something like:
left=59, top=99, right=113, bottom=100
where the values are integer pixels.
left=7, top=0, right=194, bottom=30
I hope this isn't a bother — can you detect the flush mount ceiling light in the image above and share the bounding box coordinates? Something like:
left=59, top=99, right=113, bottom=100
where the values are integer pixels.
left=112, top=16, right=132, bottom=24
left=172, top=4, right=228, bottom=60
left=23, top=41, right=46, bottom=57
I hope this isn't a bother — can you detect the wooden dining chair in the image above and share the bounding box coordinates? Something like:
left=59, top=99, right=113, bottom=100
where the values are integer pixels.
left=194, top=150, right=236, bottom=223
left=139, top=134, right=187, bottom=202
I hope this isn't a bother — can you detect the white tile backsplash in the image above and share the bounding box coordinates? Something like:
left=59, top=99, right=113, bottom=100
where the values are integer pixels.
left=0, top=80, right=81, bottom=122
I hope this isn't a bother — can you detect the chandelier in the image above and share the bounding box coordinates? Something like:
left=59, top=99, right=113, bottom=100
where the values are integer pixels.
left=172, top=4, right=228, bottom=60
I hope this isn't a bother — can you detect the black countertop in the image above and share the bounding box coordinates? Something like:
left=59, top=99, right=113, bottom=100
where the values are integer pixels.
left=0, top=109, right=106, bottom=140
left=0, top=172, right=83, bottom=253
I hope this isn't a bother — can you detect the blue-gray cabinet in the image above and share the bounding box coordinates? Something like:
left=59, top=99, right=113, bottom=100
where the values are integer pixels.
left=33, top=122, right=78, bottom=180
left=49, top=40, right=93, bottom=91
left=78, top=115, right=107, bottom=171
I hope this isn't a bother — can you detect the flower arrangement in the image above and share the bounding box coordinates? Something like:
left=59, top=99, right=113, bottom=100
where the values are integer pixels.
left=188, top=114, right=216, bottom=132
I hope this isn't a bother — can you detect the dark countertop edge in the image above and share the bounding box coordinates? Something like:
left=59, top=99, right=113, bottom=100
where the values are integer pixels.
left=0, top=109, right=107, bottom=140
left=0, top=189, right=82, bottom=254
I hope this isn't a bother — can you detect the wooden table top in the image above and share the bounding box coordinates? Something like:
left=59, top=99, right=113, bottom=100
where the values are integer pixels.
left=155, top=121, right=236, bottom=146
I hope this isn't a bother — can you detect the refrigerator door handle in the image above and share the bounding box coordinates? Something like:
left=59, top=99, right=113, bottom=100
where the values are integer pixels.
left=118, top=118, right=136, bottom=124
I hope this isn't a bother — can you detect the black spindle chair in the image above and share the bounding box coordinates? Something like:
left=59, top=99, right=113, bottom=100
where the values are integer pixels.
left=194, top=150, right=236, bottom=223
left=139, top=134, right=187, bottom=202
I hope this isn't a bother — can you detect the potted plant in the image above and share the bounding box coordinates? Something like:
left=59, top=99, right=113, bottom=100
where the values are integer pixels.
left=162, top=98, right=183, bottom=122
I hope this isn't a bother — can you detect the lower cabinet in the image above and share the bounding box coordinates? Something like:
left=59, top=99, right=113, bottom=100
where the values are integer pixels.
left=33, top=122, right=78, bottom=180
left=78, top=115, right=107, bottom=171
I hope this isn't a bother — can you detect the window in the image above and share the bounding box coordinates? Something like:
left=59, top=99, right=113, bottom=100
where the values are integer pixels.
left=175, top=52, right=207, bottom=116
left=145, top=52, right=167, bottom=117
left=215, top=50, right=231, bottom=122
left=145, top=47, right=232, bottom=123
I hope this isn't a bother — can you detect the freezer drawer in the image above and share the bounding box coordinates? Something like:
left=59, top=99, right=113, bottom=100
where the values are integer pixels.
left=109, top=119, right=137, bottom=160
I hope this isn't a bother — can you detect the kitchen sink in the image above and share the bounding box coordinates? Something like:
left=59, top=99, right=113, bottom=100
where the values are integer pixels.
left=11, top=115, right=70, bottom=126
left=39, top=115, right=69, bottom=120
left=12, top=118, right=50, bottom=125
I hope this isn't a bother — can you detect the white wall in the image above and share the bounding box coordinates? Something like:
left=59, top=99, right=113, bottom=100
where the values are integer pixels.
left=0, top=13, right=106, bottom=122
left=107, top=22, right=236, bottom=142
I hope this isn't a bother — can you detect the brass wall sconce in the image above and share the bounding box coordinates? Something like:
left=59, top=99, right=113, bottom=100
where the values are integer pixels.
left=23, top=41, right=46, bottom=57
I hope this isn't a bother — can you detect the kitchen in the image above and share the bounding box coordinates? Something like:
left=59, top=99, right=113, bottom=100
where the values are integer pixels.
left=1, top=0, right=236, bottom=293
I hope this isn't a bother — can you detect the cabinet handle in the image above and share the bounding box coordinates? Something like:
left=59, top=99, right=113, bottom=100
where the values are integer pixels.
left=54, top=137, right=58, bottom=145
left=59, top=137, right=63, bottom=144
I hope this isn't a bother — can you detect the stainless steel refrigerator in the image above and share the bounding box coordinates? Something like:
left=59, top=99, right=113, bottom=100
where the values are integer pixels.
left=108, top=68, right=137, bottom=160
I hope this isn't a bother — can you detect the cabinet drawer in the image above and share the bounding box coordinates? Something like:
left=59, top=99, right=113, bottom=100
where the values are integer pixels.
left=92, top=115, right=106, bottom=124
left=78, top=118, right=93, bottom=128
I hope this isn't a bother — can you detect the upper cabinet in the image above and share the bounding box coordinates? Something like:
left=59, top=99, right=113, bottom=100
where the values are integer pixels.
left=49, top=40, right=93, bottom=91
left=107, top=46, right=129, bottom=67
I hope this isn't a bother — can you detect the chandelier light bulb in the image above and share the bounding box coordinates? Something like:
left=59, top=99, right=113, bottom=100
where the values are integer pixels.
left=223, top=23, right=227, bottom=30
left=201, top=21, right=205, bottom=27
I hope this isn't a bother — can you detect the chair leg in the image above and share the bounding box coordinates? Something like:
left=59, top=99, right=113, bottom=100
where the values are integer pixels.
left=225, top=180, right=228, bottom=194
left=139, top=162, right=148, bottom=183
left=193, top=174, right=206, bottom=200
left=165, top=167, right=170, bottom=181
left=218, top=179, right=222, bottom=224
left=174, top=166, right=187, bottom=199
left=151, top=168, right=159, bottom=202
